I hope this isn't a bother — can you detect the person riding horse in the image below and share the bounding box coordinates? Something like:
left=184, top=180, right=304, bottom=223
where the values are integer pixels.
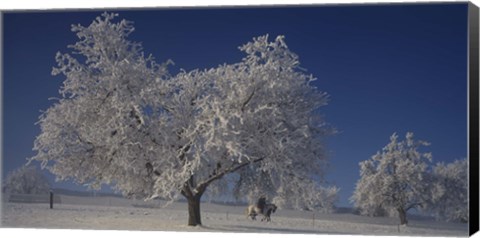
left=246, top=195, right=277, bottom=221
left=246, top=201, right=277, bottom=222
left=256, top=195, right=267, bottom=214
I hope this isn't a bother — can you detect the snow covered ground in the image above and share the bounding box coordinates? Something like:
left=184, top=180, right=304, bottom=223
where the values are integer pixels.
left=1, top=194, right=468, bottom=237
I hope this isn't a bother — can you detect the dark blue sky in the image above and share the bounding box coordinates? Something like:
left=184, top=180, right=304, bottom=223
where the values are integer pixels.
left=2, top=4, right=469, bottom=206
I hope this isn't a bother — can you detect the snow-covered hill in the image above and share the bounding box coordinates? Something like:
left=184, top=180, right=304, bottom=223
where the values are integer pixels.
left=1, top=194, right=468, bottom=237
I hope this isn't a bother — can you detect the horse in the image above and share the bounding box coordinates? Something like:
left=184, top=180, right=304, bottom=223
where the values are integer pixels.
left=245, top=203, right=277, bottom=222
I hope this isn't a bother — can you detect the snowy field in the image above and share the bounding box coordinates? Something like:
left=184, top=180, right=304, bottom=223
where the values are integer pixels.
left=1, top=194, right=468, bottom=237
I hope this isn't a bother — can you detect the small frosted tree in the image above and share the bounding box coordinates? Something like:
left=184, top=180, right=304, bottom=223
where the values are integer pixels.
left=30, top=13, right=332, bottom=226
left=428, top=159, right=468, bottom=222
left=351, top=132, right=433, bottom=225
left=3, top=165, right=50, bottom=194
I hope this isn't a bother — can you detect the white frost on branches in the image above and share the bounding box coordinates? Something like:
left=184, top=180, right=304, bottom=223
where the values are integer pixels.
left=29, top=13, right=335, bottom=215
left=273, top=184, right=339, bottom=213
left=428, top=159, right=468, bottom=222
left=32, top=13, right=170, bottom=198
left=351, top=132, right=433, bottom=224
left=3, top=165, right=50, bottom=194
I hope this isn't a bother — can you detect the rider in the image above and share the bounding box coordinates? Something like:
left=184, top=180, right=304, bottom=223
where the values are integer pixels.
left=256, top=195, right=267, bottom=213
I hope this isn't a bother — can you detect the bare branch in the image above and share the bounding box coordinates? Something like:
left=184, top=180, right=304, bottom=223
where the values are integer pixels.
left=241, top=87, right=256, bottom=112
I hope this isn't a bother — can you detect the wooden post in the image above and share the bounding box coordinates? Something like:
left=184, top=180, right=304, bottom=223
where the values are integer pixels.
left=312, top=213, right=315, bottom=228
left=49, top=190, right=53, bottom=209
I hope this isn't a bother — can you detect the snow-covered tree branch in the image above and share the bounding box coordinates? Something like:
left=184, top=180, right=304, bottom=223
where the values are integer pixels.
left=427, top=158, right=468, bottom=222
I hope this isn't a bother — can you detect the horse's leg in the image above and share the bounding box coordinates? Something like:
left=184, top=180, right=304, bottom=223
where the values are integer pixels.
left=247, top=206, right=256, bottom=220
left=250, top=209, right=257, bottom=220
left=248, top=209, right=256, bottom=220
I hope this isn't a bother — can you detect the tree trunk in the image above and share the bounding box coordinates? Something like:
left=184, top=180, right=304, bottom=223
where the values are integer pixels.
left=187, top=194, right=202, bottom=226
left=398, top=208, right=408, bottom=225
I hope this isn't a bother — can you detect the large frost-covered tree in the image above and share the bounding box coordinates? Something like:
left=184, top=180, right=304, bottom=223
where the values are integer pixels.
left=351, top=132, right=433, bottom=225
left=3, top=165, right=50, bottom=194
left=30, top=13, right=333, bottom=226
left=428, top=159, right=468, bottom=222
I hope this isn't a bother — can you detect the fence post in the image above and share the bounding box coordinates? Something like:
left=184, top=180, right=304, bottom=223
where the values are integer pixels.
left=49, top=190, right=54, bottom=209
left=312, top=212, right=315, bottom=228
